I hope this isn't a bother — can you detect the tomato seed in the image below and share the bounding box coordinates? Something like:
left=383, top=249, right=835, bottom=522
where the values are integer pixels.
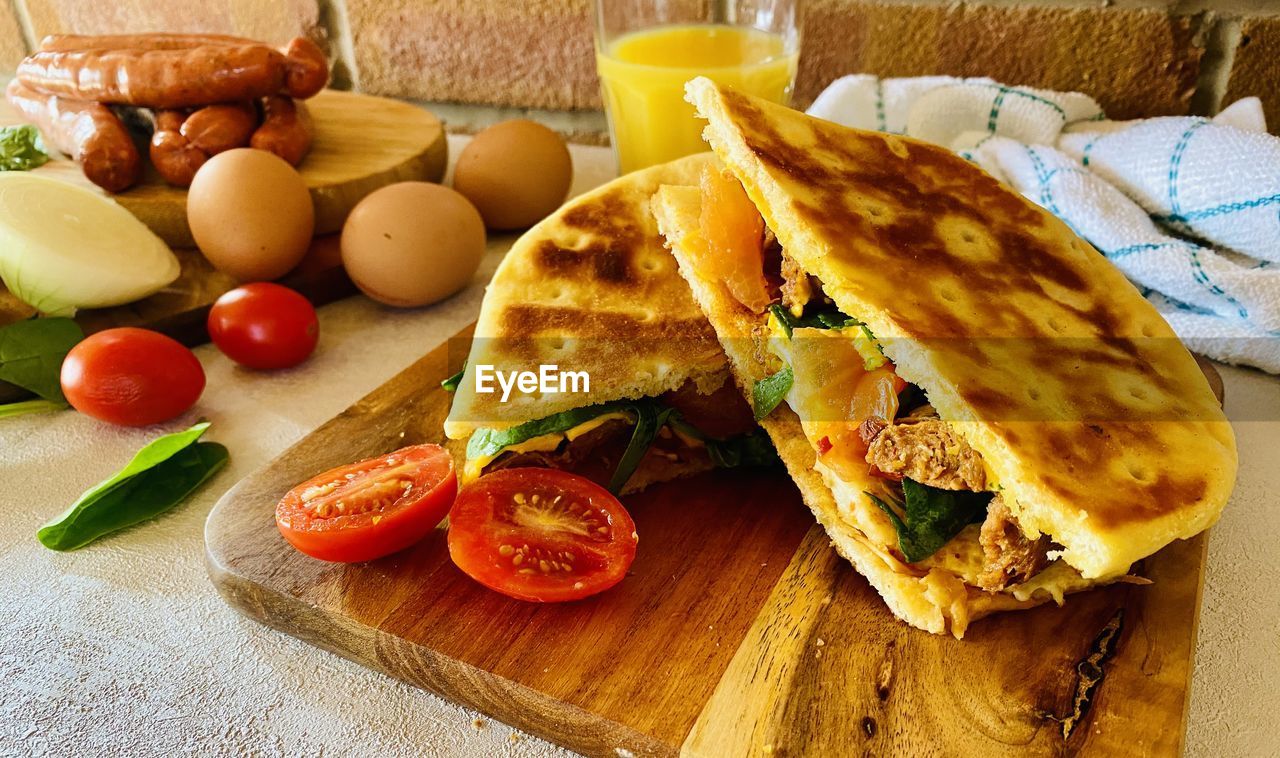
left=498, top=544, right=514, bottom=557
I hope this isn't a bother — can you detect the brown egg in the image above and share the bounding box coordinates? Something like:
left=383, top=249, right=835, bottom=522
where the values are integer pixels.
left=340, top=182, right=485, bottom=308
left=452, top=119, right=572, bottom=230
left=187, top=148, right=315, bottom=282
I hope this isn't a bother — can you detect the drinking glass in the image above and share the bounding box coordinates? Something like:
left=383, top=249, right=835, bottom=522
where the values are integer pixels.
left=594, top=0, right=802, bottom=174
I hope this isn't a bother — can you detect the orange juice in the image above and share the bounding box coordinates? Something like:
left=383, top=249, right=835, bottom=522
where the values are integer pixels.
left=596, top=24, right=797, bottom=173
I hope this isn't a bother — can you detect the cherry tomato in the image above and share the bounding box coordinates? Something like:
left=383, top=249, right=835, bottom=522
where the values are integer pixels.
left=60, top=327, right=205, bottom=426
left=275, top=444, right=457, bottom=563
left=448, top=468, right=639, bottom=602
left=207, top=283, right=318, bottom=370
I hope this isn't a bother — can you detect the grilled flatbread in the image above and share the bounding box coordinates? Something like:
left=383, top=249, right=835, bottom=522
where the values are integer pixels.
left=445, top=152, right=771, bottom=494
left=653, top=78, right=1236, bottom=635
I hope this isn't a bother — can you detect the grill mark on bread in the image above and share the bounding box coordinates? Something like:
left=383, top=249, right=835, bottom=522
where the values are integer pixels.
left=530, top=187, right=653, bottom=287
left=534, top=240, right=637, bottom=286
left=499, top=305, right=717, bottom=344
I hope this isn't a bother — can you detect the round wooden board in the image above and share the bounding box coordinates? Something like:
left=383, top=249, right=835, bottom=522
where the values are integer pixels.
left=0, top=89, right=447, bottom=247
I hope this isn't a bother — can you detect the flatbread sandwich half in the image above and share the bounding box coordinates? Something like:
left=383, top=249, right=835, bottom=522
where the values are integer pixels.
left=444, top=152, right=775, bottom=494
left=652, top=78, right=1236, bottom=636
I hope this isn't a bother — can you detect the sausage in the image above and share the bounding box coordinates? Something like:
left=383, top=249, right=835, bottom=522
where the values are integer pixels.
left=182, top=102, right=258, bottom=154
left=5, top=80, right=140, bottom=192
left=250, top=96, right=313, bottom=165
left=38, top=33, right=256, bottom=52
left=281, top=38, right=329, bottom=99
left=149, top=110, right=207, bottom=187
left=18, top=44, right=288, bottom=109
left=149, top=103, right=258, bottom=187
left=19, top=35, right=328, bottom=107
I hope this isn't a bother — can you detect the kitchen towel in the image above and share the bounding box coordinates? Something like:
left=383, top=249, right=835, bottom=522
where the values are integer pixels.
left=808, top=75, right=1280, bottom=373
left=1058, top=115, right=1280, bottom=263
left=957, top=134, right=1280, bottom=373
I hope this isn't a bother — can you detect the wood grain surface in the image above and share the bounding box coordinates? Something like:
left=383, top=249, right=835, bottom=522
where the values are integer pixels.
left=206, top=326, right=1223, bottom=757
left=0, top=89, right=448, bottom=247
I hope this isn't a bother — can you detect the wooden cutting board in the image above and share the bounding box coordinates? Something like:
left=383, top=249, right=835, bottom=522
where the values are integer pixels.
left=0, top=88, right=448, bottom=247
left=205, top=325, right=1223, bottom=756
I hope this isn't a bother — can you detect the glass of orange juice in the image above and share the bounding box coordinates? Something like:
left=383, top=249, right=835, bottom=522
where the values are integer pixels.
left=594, top=0, right=802, bottom=174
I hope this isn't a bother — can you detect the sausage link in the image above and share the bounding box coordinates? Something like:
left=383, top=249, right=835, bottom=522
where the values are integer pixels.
left=22, top=35, right=327, bottom=106
left=149, top=109, right=208, bottom=187
left=39, top=33, right=256, bottom=52
left=5, top=79, right=140, bottom=192
left=181, top=102, right=258, bottom=154
left=18, top=44, right=288, bottom=108
left=281, top=37, right=329, bottom=99
left=250, top=96, right=313, bottom=165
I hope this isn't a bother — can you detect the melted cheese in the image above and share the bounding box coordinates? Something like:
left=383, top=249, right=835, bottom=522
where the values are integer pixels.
left=462, top=411, right=632, bottom=482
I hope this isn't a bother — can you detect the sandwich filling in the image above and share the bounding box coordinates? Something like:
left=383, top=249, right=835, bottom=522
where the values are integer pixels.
left=694, top=166, right=1060, bottom=593
left=456, top=374, right=778, bottom=494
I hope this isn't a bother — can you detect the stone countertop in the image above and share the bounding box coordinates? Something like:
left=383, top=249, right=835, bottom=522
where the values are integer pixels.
left=1, top=135, right=1277, bottom=757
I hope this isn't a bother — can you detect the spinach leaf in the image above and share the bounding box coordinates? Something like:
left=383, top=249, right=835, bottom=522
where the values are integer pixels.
left=752, top=365, right=793, bottom=420
left=705, top=428, right=780, bottom=468
left=608, top=402, right=673, bottom=493
left=441, top=366, right=465, bottom=392
left=769, top=303, right=860, bottom=336
left=466, top=401, right=634, bottom=461
left=866, top=478, right=992, bottom=563
left=667, top=415, right=780, bottom=470
left=0, top=125, right=50, bottom=171
left=37, top=422, right=228, bottom=551
left=0, top=317, right=83, bottom=402
left=0, top=398, right=64, bottom=419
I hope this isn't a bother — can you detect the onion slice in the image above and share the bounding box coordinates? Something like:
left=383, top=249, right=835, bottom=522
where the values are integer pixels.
left=0, top=174, right=179, bottom=316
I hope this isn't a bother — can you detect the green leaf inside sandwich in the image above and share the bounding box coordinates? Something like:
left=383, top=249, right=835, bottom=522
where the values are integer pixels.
left=466, top=400, right=635, bottom=463
left=866, top=479, right=991, bottom=563
left=468, top=398, right=779, bottom=495
left=752, top=366, right=793, bottom=420
left=768, top=303, right=861, bottom=335
left=608, top=401, right=674, bottom=493
left=441, top=365, right=465, bottom=392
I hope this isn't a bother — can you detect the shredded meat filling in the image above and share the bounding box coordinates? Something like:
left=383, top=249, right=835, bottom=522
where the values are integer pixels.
left=976, top=495, right=1051, bottom=591
left=864, top=419, right=986, bottom=491
left=779, top=253, right=820, bottom=316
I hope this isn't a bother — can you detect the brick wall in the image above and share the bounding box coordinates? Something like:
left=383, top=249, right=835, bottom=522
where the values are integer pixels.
left=3, top=0, right=1279, bottom=137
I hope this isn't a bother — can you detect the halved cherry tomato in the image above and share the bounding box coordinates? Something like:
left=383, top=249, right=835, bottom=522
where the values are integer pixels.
left=448, top=468, right=638, bottom=602
left=60, top=327, right=205, bottom=426
left=275, top=444, right=457, bottom=562
left=208, top=283, right=319, bottom=370
left=698, top=165, right=771, bottom=313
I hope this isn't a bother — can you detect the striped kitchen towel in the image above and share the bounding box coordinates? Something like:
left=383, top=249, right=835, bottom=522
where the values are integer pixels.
left=1058, top=114, right=1280, bottom=264
left=808, top=75, right=1280, bottom=373
left=808, top=75, right=1103, bottom=146
left=957, top=134, right=1280, bottom=373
